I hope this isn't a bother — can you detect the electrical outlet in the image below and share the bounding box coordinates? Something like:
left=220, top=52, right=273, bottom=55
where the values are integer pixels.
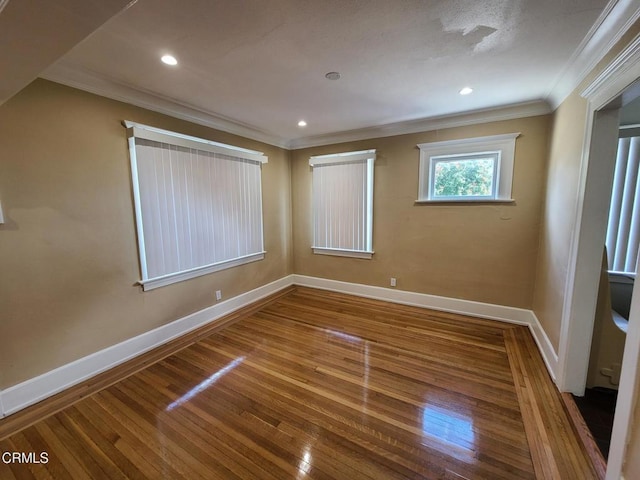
left=390, top=277, right=397, bottom=287
left=215, top=290, right=222, bottom=301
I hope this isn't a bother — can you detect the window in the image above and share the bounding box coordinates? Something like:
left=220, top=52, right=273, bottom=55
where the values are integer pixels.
left=606, top=131, right=640, bottom=275
left=125, top=121, right=267, bottom=290
left=417, top=133, right=519, bottom=202
left=309, top=149, right=375, bottom=259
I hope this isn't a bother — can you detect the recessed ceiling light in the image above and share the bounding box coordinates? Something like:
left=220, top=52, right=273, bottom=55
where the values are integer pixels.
left=459, top=87, right=473, bottom=95
left=161, top=54, right=178, bottom=66
left=298, top=120, right=307, bottom=127
left=325, top=72, right=341, bottom=80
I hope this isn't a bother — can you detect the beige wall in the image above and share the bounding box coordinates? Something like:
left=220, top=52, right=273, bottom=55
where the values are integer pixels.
left=529, top=20, right=640, bottom=476
left=0, top=80, right=552, bottom=392
left=531, top=22, right=640, bottom=354
left=0, top=79, right=292, bottom=389
left=530, top=22, right=640, bottom=358
left=531, top=91, right=588, bottom=350
left=291, top=115, right=551, bottom=308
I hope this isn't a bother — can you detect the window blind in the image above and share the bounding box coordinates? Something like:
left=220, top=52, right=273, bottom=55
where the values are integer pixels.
left=309, top=150, right=375, bottom=259
left=606, top=135, right=640, bottom=275
left=126, top=121, right=267, bottom=290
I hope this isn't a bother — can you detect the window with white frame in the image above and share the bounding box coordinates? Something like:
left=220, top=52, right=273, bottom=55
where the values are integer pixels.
left=309, top=149, right=375, bottom=259
left=606, top=129, right=640, bottom=275
left=417, top=133, right=519, bottom=202
left=125, top=121, right=267, bottom=291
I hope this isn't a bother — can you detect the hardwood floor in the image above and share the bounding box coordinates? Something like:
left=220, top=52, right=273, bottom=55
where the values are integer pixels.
left=0, top=287, right=598, bottom=479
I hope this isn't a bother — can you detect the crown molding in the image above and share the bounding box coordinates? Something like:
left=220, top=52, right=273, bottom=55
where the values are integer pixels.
left=35, top=1, right=640, bottom=152
left=288, top=101, right=551, bottom=150
left=42, top=61, right=552, bottom=152
left=41, top=61, right=291, bottom=149
left=581, top=31, right=640, bottom=107
left=546, top=0, right=640, bottom=109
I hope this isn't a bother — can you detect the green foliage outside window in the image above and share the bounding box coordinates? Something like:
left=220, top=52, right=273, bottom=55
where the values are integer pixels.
left=433, top=158, right=494, bottom=197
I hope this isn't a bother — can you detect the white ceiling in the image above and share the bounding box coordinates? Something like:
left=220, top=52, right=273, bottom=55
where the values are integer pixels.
left=6, top=0, right=640, bottom=148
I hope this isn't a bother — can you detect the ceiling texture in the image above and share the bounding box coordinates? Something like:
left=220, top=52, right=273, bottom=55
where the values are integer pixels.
left=4, top=0, right=640, bottom=148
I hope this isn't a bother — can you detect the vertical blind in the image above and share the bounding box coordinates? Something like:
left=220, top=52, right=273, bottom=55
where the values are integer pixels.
left=126, top=122, right=267, bottom=290
left=606, top=134, right=640, bottom=275
left=310, top=150, right=375, bottom=258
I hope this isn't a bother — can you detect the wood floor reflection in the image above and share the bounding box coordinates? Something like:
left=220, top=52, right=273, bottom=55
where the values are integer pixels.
left=0, top=287, right=597, bottom=479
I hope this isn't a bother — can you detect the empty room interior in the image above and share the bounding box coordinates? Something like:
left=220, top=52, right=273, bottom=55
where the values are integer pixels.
left=5, top=0, right=640, bottom=479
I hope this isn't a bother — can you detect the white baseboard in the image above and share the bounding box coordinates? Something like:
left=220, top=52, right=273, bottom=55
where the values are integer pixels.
left=0, top=273, right=559, bottom=418
left=0, top=275, right=294, bottom=418
left=528, top=311, right=559, bottom=381
left=292, top=275, right=559, bottom=381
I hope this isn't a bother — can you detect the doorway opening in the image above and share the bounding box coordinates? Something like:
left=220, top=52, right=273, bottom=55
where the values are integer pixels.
left=560, top=57, right=640, bottom=478
left=578, top=96, right=640, bottom=458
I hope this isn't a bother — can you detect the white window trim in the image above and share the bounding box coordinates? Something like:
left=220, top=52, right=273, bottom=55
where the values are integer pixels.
left=124, top=121, right=267, bottom=164
left=309, top=149, right=375, bottom=259
left=125, top=121, right=268, bottom=291
left=311, top=247, right=374, bottom=259
left=139, top=253, right=265, bottom=291
left=417, top=133, right=520, bottom=203
left=309, top=149, right=376, bottom=166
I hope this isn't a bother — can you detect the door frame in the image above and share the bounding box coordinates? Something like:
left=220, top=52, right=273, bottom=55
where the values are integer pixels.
left=557, top=35, right=640, bottom=479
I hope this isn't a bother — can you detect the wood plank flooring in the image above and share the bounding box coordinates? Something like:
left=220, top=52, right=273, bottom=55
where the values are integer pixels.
left=0, top=287, right=598, bottom=479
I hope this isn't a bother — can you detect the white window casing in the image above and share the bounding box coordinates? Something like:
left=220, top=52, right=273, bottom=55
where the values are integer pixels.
left=309, top=149, right=375, bottom=259
left=125, top=121, right=267, bottom=291
left=417, top=133, right=520, bottom=203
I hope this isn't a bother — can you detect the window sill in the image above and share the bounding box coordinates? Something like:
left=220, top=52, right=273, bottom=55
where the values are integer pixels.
left=312, top=247, right=373, bottom=259
left=415, top=198, right=515, bottom=205
left=138, top=252, right=265, bottom=291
